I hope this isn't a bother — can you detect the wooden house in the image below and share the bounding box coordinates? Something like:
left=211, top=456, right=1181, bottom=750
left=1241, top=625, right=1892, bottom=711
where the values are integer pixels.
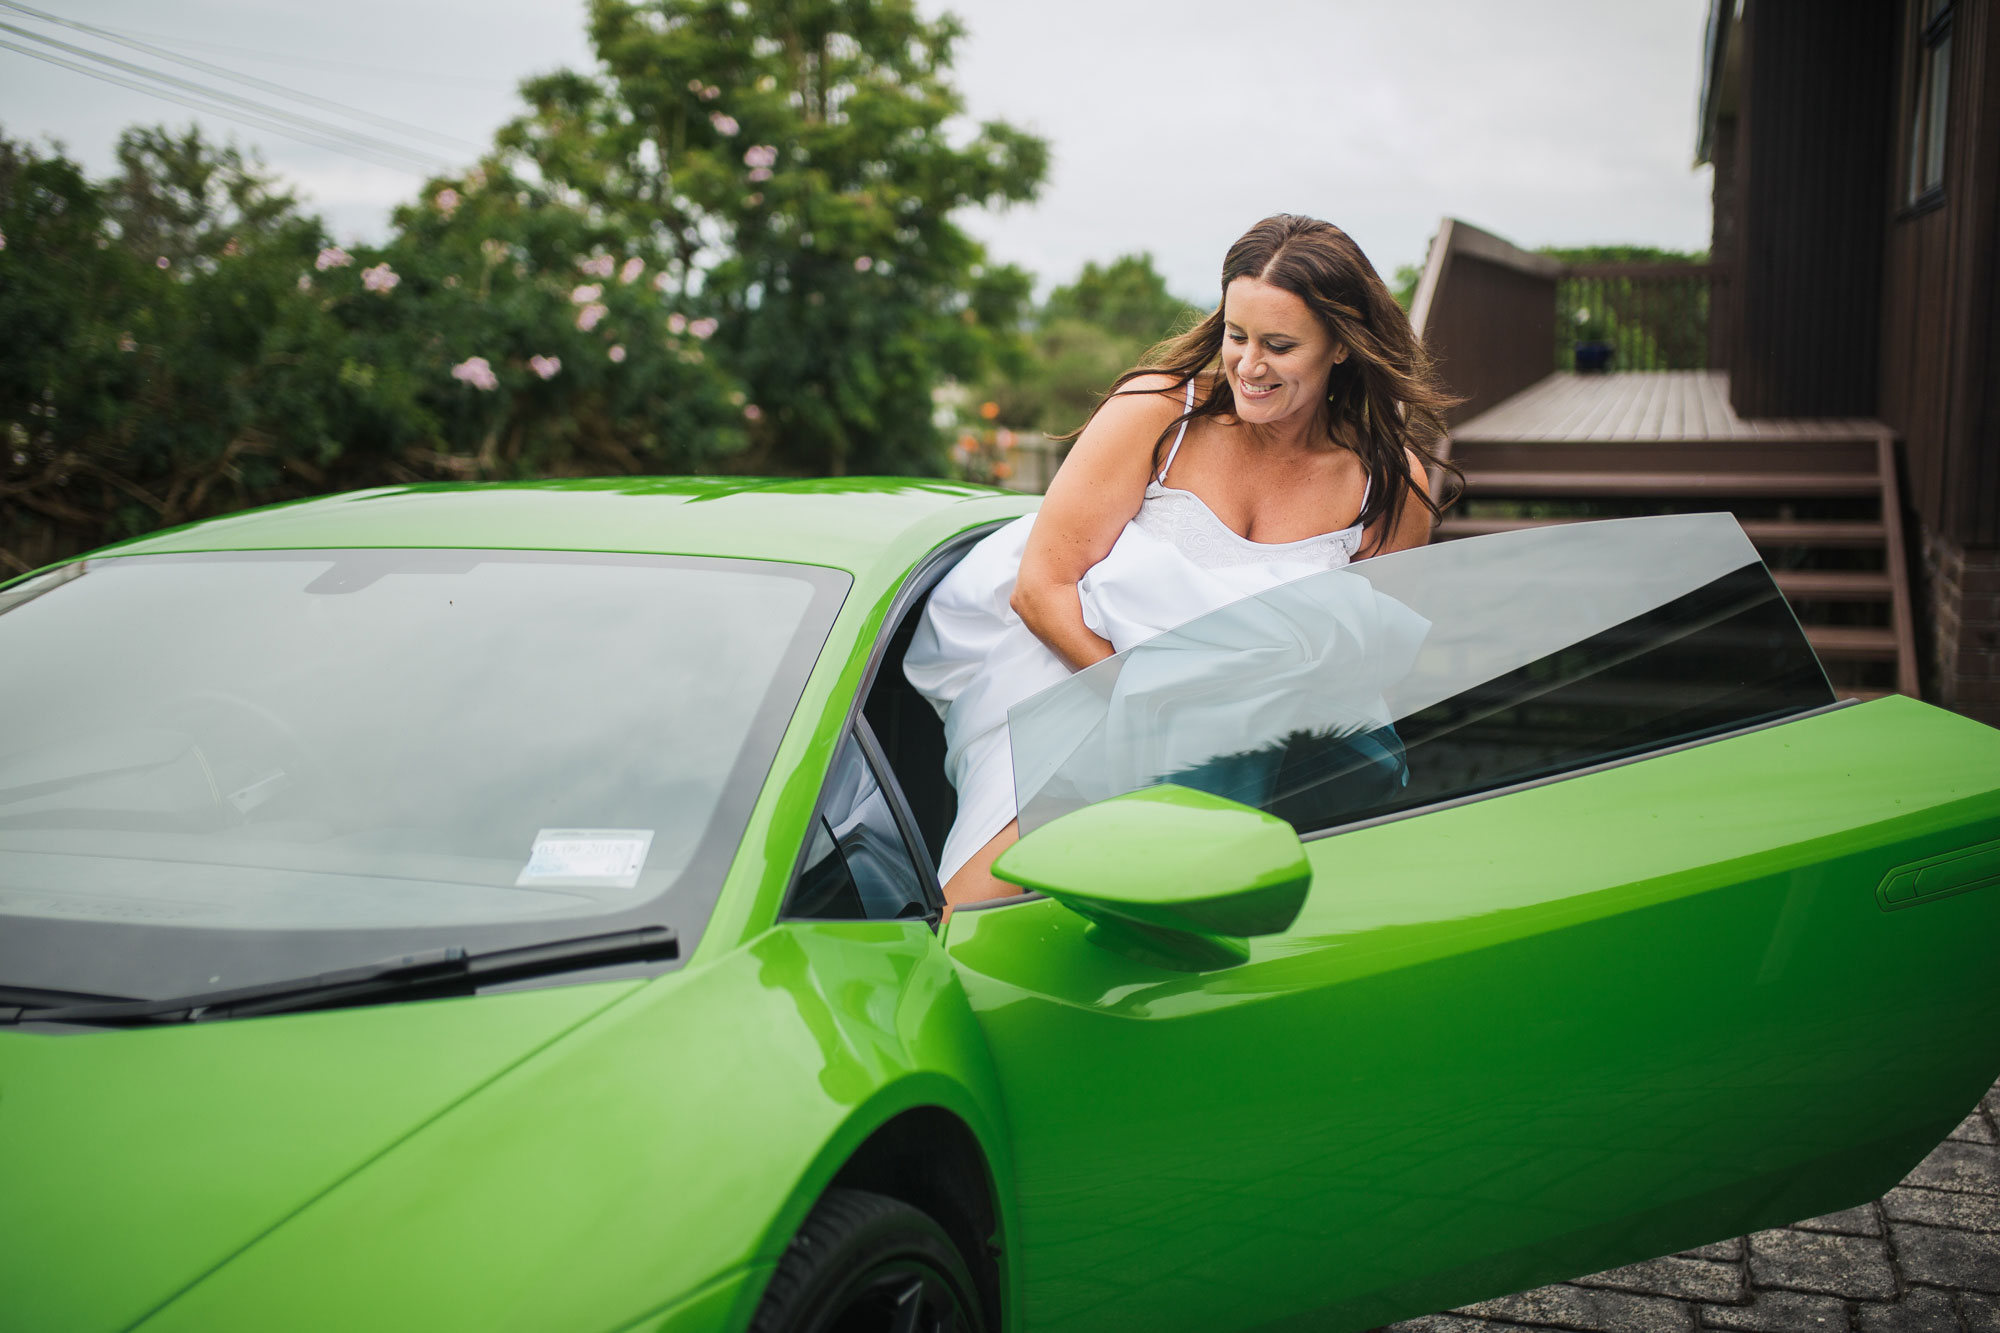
left=1413, top=0, right=1998, bottom=723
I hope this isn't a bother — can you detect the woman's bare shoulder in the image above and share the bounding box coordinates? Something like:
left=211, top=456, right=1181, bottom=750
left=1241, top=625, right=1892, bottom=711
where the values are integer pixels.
left=1083, top=372, right=1194, bottom=443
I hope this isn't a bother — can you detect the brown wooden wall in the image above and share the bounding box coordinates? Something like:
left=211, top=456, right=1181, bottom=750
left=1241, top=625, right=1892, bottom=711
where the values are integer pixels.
left=1880, top=0, right=2000, bottom=546
left=1729, top=0, right=1897, bottom=419
left=1412, top=221, right=1560, bottom=430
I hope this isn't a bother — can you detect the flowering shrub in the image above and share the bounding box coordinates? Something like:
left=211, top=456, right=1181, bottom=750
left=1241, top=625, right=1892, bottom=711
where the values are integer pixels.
left=451, top=356, right=499, bottom=390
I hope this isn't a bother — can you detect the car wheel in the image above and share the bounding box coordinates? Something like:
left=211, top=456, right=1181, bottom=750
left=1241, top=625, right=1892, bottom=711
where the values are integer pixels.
left=750, top=1187, right=985, bottom=1333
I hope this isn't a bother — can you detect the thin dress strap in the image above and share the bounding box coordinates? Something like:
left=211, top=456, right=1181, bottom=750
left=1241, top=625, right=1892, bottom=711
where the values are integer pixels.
left=1154, top=378, right=1198, bottom=485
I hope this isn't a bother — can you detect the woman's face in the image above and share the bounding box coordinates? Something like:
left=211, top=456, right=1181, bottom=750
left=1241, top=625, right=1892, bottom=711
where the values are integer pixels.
left=1221, top=276, right=1345, bottom=427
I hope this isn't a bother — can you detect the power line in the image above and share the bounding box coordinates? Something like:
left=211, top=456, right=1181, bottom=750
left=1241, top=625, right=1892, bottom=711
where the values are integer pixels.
left=0, top=2, right=484, bottom=154
left=0, top=35, right=448, bottom=176
left=0, top=20, right=459, bottom=174
left=69, top=24, right=513, bottom=90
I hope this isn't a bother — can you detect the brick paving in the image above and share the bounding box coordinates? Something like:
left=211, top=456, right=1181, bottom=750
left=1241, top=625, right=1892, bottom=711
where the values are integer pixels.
left=1382, top=1082, right=2000, bottom=1333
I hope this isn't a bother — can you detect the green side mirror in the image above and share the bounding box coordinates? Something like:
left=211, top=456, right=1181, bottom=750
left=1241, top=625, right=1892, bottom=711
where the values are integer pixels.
left=991, top=784, right=1312, bottom=971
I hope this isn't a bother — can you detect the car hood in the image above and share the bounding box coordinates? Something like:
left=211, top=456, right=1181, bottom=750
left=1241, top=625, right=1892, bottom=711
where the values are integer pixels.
left=0, top=980, right=635, bottom=1333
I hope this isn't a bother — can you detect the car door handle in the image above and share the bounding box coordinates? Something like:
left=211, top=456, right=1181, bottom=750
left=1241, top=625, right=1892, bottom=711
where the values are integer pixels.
left=1877, top=837, right=2000, bottom=911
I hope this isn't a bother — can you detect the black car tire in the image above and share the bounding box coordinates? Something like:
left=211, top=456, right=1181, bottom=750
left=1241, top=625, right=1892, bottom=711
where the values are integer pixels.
left=749, top=1187, right=986, bottom=1333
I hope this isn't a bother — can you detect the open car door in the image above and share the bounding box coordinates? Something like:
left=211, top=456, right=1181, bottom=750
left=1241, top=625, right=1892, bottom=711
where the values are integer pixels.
left=941, top=514, right=2000, bottom=1333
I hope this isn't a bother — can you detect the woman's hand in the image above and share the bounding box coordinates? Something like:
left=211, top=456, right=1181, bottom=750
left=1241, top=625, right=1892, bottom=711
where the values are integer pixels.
left=1011, top=374, right=1187, bottom=672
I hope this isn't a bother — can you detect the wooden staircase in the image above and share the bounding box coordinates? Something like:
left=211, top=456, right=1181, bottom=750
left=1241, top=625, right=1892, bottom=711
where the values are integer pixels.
left=1436, top=425, right=1918, bottom=701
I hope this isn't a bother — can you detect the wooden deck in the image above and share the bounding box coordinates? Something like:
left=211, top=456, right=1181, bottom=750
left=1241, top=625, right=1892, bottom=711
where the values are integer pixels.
left=1452, top=370, right=1884, bottom=444
left=1436, top=370, right=1917, bottom=701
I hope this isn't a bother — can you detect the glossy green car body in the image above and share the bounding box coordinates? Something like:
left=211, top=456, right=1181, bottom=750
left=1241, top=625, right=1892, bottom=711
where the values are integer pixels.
left=2, top=479, right=1997, bottom=1333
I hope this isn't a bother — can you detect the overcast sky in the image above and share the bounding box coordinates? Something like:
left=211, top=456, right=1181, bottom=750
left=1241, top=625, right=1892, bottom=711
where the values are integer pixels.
left=0, top=0, right=1716, bottom=300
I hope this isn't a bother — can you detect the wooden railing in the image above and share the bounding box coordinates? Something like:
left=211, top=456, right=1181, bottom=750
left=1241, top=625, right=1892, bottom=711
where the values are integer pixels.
left=1411, top=219, right=1723, bottom=424
left=1557, top=263, right=1715, bottom=373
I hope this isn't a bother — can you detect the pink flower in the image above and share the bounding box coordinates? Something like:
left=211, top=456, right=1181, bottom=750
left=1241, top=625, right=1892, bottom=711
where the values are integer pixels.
left=528, top=354, right=562, bottom=380
left=743, top=144, right=777, bottom=169
left=156, top=256, right=171, bottom=269
left=667, top=313, right=688, bottom=335
left=689, top=317, right=718, bottom=339
left=315, top=246, right=352, bottom=271
left=451, top=356, right=498, bottom=391
left=362, top=263, right=400, bottom=293
left=743, top=403, right=763, bottom=422
left=710, top=112, right=739, bottom=136
left=703, top=85, right=720, bottom=100
left=619, top=256, right=645, bottom=285
left=688, top=78, right=704, bottom=93
left=747, top=167, right=771, bottom=183
left=576, top=302, right=608, bottom=332
left=434, top=187, right=460, bottom=216
left=652, top=271, right=673, bottom=293
left=854, top=255, right=873, bottom=272
left=571, top=283, right=604, bottom=304
left=608, top=344, right=627, bottom=363
left=0, top=228, right=8, bottom=251
left=578, top=254, right=615, bottom=278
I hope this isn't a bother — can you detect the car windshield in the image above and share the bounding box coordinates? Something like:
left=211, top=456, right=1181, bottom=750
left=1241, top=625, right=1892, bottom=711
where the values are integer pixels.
left=1010, top=513, right=1836, bottom=839
left=0, top=549, right=847, bottom=1001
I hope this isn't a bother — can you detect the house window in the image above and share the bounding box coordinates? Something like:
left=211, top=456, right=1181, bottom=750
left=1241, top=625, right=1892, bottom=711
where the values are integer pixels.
left=1906, top=0, right=1953, bottom=204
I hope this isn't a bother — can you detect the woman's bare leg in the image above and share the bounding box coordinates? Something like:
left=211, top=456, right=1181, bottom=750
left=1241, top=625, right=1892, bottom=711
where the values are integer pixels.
left=941, top=819, right=1022, bottom=920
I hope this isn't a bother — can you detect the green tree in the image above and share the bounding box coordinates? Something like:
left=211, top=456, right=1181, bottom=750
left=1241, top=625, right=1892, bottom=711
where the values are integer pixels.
left=0, top=125, right=756, bottom=569
left=497, top=0, right=1049, bottom=474
left=1042, top=254, right=1201, bottom=344
left=977, top=253, right=1201, bottom=440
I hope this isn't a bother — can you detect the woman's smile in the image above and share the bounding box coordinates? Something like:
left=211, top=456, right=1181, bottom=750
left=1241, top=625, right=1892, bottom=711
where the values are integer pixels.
left=1222, top=275, right=1343, bottom=425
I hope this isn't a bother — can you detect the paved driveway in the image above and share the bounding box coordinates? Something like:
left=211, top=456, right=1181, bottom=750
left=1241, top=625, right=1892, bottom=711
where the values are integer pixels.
left=1383, top=1081, right=2000, bottom=1333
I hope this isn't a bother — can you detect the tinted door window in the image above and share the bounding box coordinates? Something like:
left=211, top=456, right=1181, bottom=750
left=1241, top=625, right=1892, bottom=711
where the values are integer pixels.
left=788, top=731, right=934, bottom=922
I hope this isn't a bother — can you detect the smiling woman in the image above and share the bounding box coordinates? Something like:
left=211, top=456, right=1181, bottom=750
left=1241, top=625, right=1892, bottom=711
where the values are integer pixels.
left=904, top=213, right=1462, bottom=910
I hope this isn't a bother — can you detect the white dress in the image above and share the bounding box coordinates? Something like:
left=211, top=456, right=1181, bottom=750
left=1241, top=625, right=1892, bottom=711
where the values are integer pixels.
left=904, top=380, right=1373, bottom=882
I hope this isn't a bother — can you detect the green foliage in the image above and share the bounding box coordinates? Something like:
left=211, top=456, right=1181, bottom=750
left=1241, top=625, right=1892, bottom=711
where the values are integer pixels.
left=1390, top=263, right=1423, bottom=312
left=0, top=0, right=1048, bottom=563
left=1538, top=244, right=1712, bottom=372
left=497, top=0, right=1049, bottom=474
left=0, top=126, right=750, bottom=570
left=0, top=0, right=1045, bottom=563
left=1536, top=244, right=1709, bottom=266
left=980, top=253, right=1202, bottom=440
left=1043, top=255, right=1202, bottom=344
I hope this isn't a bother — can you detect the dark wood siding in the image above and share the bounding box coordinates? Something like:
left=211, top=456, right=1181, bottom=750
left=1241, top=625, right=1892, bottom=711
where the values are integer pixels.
left=1731, top=0, right=1897, bottom=419
left=1880, top=0, right=2000, bottom=544
left=1426, top=257, right=1556, bottom=428
left=1707, top=119, right=1739, bottom=374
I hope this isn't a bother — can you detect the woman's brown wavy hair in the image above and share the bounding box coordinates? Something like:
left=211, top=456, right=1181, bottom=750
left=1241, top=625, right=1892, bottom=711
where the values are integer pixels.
left=1066, top=213, right=1462, bottom=551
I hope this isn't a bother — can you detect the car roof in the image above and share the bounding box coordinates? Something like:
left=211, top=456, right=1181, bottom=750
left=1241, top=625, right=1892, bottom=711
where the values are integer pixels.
left=80, top=477, right=1039, bottom=583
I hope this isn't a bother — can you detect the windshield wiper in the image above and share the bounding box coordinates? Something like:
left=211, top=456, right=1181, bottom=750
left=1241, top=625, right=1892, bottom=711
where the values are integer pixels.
left=0, top=925, right=677, bottom=1027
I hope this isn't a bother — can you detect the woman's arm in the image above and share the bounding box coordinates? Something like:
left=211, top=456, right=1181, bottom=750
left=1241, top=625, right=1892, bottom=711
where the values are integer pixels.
left=1011, top=375, right=1186, bottom=671
left=1362, top=447, right=1438, bottom=558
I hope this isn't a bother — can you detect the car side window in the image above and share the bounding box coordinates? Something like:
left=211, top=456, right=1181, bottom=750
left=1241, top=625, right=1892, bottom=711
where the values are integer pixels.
left=786, top=727, right=937, bottom=923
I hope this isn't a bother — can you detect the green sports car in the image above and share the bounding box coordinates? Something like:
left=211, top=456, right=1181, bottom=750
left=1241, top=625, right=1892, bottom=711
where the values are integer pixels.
left=2, top=478, right=1997, bottom=1333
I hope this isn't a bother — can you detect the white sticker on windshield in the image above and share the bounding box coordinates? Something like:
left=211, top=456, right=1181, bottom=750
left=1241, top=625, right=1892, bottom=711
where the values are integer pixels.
left=515, top=829, right=655, bottom=888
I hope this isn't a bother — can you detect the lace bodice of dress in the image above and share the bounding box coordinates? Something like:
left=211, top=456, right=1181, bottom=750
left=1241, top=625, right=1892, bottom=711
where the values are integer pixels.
left=1132, top=378, right=1367, bottom=572
left=1131, top=482, right=1364, bottom=571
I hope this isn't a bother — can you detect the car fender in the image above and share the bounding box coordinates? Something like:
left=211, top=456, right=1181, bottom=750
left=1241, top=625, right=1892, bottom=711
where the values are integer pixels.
left=135, top=921, right=1015, bottom=1333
